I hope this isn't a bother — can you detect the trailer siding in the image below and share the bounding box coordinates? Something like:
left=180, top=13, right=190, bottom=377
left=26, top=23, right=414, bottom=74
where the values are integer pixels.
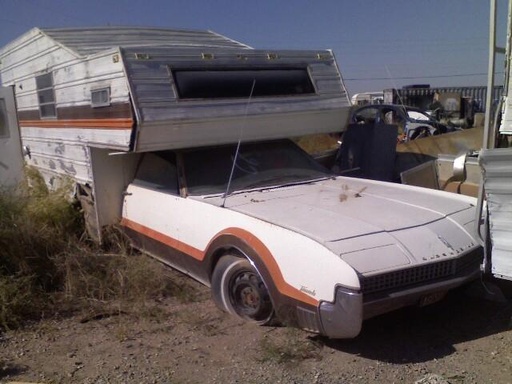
left=120, top=47, right=349, bottom=151
left=479, top=148, right=512, bottom=281
left=384, top=86, right=503, bottom=113
left=500, top=73, right=512, bottom=134
left=41, top=27, right=251, bottom=56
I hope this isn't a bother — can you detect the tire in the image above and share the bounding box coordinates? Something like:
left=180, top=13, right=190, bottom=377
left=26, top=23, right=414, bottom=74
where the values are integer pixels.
left=212, top=255, right=274, bottom=325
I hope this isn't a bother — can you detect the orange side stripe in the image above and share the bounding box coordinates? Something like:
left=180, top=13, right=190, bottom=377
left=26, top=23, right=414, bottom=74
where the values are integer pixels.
left=211, top=228, right=319, bottom=306
left=120, top=218, right=319, bottom=306
left=121, top=218, right=203, bottom=260
left=20, top=118, right=133, bottom=129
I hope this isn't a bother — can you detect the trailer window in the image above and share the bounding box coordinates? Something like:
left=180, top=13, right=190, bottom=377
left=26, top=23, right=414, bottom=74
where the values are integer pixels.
left=91, top=87, right=111, bottom=108
left=171, top=68, right=315, bottom=99
left=36, top=73, right=56, bottom=118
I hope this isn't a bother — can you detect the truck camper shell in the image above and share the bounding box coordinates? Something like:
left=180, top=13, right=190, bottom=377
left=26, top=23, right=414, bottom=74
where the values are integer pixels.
left=0, top=27, right=351, bottom=237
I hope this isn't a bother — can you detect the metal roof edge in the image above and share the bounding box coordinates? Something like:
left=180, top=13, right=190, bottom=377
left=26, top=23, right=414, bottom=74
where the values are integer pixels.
left=0, top=27, right=43, bottom=56
left=38, top=28, right=83, bottom=58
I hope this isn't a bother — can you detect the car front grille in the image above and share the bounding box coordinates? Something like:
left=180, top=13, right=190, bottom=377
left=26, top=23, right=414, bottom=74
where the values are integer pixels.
left=360, top=247, right=483, bottom=297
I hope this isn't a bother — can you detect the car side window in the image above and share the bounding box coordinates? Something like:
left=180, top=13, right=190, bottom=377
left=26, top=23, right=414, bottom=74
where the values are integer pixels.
left=133, top=152, right=179, bottom=194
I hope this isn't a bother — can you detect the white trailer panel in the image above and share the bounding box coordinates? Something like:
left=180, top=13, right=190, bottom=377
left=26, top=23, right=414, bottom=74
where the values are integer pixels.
left=480, top=148, right=512, bottom=281
left=0, top=86, right=24, bottom=188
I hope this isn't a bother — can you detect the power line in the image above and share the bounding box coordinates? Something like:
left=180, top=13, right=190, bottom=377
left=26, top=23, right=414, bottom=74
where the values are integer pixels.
left=344, top=72, right=505, bottom=82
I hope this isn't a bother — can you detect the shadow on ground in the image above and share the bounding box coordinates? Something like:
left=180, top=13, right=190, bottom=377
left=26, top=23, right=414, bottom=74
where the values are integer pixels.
left=0, top=363, right=28, bottom=380
left=316, top=282, right=512, bottom=364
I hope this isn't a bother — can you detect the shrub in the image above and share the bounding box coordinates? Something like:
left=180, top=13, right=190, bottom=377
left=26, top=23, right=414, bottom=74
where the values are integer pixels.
left=0, top=174, right=81, bottom=291
left=0, top=171, right=183, bottom=331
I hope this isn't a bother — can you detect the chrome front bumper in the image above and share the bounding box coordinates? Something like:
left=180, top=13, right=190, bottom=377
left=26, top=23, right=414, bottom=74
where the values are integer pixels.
left=316, top=265, right=481, bottom=339
left=318, top=286, right=363, bottom=339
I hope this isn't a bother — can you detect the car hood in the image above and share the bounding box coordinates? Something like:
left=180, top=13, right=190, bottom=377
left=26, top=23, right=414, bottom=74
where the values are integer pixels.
left=199, top=177, right=479, bottom=274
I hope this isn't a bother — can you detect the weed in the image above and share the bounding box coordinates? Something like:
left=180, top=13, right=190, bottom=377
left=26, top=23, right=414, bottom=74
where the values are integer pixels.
left=0, top=274, right=42, bottom=330
left=0, top=169, right=197, bottom=331
left=0, top=174, right=81, bottom=329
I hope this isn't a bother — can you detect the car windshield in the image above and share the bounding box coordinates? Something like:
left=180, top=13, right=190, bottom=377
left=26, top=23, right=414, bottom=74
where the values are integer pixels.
left=182, top=140, right=331, bottom=196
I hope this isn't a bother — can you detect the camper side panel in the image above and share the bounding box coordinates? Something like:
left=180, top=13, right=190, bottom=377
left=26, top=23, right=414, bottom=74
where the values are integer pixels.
left=480, top=148, right=512, bottom=281
left=500, top=74, right=512, bottom=134
left=121, top=48, right=351, bottom=151
left=0, top=32, right=134, bottom=187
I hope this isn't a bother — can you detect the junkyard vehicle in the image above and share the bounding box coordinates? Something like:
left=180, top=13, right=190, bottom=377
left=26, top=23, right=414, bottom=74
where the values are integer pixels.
left=383, top=85, right=500, bottom=128
left=350, top=91, right=384, bottom=106
left=0, top=27, right=484, bottom=338
left=122, top=139, right=483, bottom=338
left=399, top=0, right=512, bottom=284
left=352, top=104, right=451, bottom=142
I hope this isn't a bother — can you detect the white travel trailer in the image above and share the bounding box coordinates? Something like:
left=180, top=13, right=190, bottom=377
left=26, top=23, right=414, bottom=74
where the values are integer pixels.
left=0, top=27, right=484, bottom=338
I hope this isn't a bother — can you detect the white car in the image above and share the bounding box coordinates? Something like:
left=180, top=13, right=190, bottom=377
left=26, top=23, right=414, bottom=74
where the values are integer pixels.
left=121, top=139, right=482, bottom=338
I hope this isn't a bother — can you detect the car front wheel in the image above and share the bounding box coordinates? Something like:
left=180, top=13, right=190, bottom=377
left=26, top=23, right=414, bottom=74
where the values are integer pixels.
left=212, top=254, right=274, bottom=325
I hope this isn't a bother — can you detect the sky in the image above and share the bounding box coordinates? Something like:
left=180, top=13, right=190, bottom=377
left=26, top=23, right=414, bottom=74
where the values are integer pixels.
left=0, top=0, right=509, bottom=97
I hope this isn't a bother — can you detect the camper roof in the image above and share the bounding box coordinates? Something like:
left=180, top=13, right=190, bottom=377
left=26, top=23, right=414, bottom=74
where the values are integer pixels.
left=5, top=26, right=251, bottom=57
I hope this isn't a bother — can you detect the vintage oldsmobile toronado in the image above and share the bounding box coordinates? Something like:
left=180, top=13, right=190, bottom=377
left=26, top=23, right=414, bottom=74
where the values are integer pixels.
left=121, top=139, right=482, bottom=338
left=0, top=27, right=483, bottom=338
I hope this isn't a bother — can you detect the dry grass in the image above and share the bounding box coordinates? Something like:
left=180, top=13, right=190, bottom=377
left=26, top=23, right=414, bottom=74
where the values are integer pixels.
left=0, top=169, right=195, bottom=331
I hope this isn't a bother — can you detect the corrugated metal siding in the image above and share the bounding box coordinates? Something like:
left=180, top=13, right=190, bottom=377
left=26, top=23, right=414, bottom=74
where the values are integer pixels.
left=0, top=30, right=79, bottom=87
left=120, top=46, right=350, bottom=150
left=21, top=126, right=133, bottom=185
left=2, top=26, right=351, bottom=154
left=499, top=79, right=512, bottom=134
left=384, top=86, right=503, bottom=112
left=41, top=27, right=251, bottom=57
left=479, top=148, right=512, bottom=281
left=122, top=47, right=348, bottom=122
left=0, top=28, right=134, bottom=186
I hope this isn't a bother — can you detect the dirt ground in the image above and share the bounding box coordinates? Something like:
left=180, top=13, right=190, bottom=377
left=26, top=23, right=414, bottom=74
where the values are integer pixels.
left=1, top=265, right=511, bottom=384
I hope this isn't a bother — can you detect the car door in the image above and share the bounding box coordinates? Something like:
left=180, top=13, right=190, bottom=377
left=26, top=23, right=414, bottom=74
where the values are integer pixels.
left=122, top=151, right=216, bottom=284
left=0, top=86, right=24, bottom=188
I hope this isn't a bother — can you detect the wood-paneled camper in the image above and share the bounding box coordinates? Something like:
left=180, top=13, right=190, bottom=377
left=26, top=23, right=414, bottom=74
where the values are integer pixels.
left=0, top=27, right=351, bottom=239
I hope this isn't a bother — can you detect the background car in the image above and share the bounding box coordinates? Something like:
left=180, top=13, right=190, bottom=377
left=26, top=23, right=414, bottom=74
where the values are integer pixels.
left=351, top=104, right=452, bottom=142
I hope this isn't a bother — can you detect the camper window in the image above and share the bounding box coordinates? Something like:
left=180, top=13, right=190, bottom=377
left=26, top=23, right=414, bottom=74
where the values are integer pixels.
left=91, top=88, right=111, bottom=108
left=36, top=73, right=56, bottom=118
left=170, top=68, right=315, bottom=99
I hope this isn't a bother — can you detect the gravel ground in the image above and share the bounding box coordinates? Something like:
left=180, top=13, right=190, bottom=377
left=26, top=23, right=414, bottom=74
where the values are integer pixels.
left=1, top=269, right=511, bottom=384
